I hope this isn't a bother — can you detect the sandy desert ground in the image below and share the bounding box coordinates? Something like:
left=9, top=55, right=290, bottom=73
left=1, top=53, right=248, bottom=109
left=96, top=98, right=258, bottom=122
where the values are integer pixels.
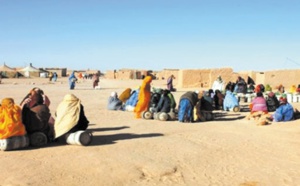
left=0, top=77, right=300, bottom=186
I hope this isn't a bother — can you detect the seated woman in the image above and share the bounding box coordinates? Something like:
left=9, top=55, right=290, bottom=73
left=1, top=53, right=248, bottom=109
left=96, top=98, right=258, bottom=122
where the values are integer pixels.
left=289, top=85, right=297, bottom=94
left=107, top=92, right=123, bottom=110
left=297, top=84, right=300, bottom=93
left=266, top=92, right=279, bottom=112
left=276, top=84, right=285, bottom=95
left=247, top=92, right=268, bottom=120
left=20, top=87, right=51, bottom=107
left=248, top=83, right=255, bottom=93
left=124, top=88, right=140, bottom=111
left=223, top=90, right=239, bottom=112
left=194, top=92, right=214, bottom=122
left=20, top=89, right=51, bottom=146
left=54, top=94, right=90, bottom=144
left=249, top=92, right=268, bottom=113
left=0, top=98, right=29, bottom=150
left=213, top=89, right=224, bottom=110
left=118, top=88, right=132, bottom=104
left=154, top=89, right=171, bottom=113
left=269, top=97, right=294, bottom=122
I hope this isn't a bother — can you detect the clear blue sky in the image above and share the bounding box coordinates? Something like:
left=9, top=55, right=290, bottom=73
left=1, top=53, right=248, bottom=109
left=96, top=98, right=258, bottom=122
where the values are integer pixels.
left=0, top=0, right=299, bottom=72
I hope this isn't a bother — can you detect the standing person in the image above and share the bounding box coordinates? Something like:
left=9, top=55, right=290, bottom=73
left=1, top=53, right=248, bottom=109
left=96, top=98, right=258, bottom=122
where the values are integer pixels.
left=48, top=72, right=53, bottom=82
left=52, top=72, right=58, bottom=82
left=92, top=73, right=100, bottom=89
left=134, top=76, right=152, bottom=118
left=68, top=71, right=77, bottom=90
left=167, top=74, right=176, bottom=92
left=212, top=76, right=224, bottom=92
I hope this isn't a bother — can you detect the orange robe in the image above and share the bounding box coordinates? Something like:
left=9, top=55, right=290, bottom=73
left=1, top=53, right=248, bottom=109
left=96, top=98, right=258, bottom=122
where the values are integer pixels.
left=0, top=98, right=27, bottom=139
left=134, top=76, right=152, bottom=118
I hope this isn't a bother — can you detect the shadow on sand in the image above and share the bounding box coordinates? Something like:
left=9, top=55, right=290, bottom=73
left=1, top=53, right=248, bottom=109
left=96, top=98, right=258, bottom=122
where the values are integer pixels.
left=86, top=126, right=130, bottom=132
left=214, top=111, right=246, bottom=121
left=89, top=133, right=164, bottom=146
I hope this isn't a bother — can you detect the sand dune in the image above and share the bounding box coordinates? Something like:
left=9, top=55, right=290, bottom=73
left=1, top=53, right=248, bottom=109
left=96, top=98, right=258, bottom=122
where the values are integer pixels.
left=1, top=77, right=300, bottom=186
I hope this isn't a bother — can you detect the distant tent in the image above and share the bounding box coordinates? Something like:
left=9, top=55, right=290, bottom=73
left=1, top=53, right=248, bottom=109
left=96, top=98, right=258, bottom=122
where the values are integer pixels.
left=18, top=63, right=41, bottom=78
left=0, top=63, right=17, bottom=78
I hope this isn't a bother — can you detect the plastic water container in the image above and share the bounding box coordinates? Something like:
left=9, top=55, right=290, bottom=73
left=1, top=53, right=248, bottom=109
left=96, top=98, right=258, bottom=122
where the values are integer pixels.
left=65, top=131, right=92, bottom=146
left=142, top=111, right=153, bottom=120
left=246, top=94, right=252, bottom=103
left=168, top=111, right=176, bottom=120
left=287, top=93, right=292, bottom=103
left=233, top=106, right=240, bottom=112
left=292, top=95, right=298, bottom=102
left=0, top=135, right=29, bottom=151
left=153, top=112, right=160, bottom=120
left=158, top=112, right=169, bottom=121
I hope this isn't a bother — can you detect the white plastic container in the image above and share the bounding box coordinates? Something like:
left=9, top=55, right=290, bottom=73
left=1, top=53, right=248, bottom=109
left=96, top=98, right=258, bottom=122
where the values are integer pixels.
left=0, top=135, right=29, bottom=151
left=65, top=131, right=92, bottom=146
left=142, top=111, right=153, bottom=120
left=158, top=112, right=169, bottom=121
left=292, top=95, right=298, bottom=102
left=246, top=94, right=253, bottom=103
left=287, top=93, right=292, bottom=103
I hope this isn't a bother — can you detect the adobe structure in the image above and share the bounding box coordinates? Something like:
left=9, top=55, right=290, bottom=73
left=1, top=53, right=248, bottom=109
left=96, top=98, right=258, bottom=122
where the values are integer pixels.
left=105, top=69, right=152, bottom=80
left=105, top=68, right=300, bottom=91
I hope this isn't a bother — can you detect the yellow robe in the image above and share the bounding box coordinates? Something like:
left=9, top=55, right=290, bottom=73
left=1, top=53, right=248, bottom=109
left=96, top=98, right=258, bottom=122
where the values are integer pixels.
left=0, top=98, right=27, bottom=139
left=118, top=88, right=132, bottom=103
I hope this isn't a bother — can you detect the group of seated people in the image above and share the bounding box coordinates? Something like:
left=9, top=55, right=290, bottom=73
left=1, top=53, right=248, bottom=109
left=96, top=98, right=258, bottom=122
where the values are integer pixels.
left=107, top=75, right=298, bottom=125
left=247, top=91, right=294, bottom=125
left=0, top=87, right=90, bottom=151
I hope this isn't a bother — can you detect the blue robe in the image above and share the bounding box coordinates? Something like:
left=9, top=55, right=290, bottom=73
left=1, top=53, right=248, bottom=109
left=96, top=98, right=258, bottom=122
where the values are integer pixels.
left=223, top=90, right=239, bottom=111
left=68, top=72, right=77, bottom=90
left=273, top=103, right=294, bottom=122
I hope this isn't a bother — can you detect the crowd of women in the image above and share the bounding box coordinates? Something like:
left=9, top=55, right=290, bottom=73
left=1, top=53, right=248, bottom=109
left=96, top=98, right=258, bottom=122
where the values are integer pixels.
left=1, top=74, right=298, bottom=151
left=0, top=88, right=91, bottom=151
left=107, top=75, right=298, bottom=126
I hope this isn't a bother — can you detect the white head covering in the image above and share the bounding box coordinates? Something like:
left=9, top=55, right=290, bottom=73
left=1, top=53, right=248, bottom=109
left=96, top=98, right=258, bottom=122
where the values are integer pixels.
left=111, top=92, right=117, bottom=97
left=54, top=94, right=81, bottom=138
